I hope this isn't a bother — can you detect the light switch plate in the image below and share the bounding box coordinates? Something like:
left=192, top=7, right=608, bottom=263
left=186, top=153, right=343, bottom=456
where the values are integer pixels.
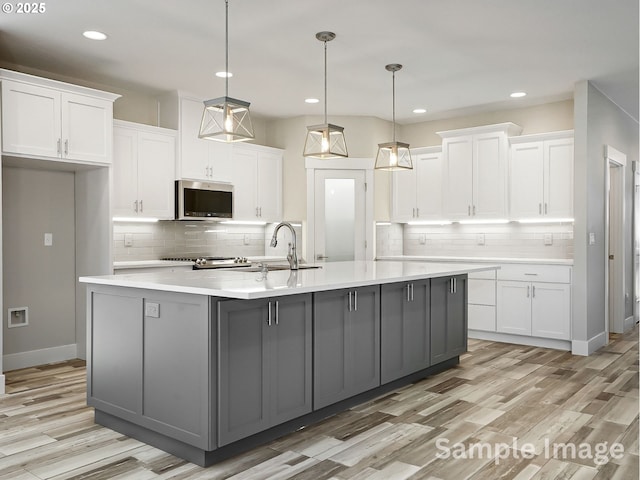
left=476, top=234, right=485, bottom=245
left=589, top=232, right=596, bottom=245
left=44, top=233, right=53, bottom=246
left=419, top=234, right=427, bottom=245
left=145, top=302, right=160, bottom=318
left=124, top=234, right=133, bottom=247
left=544, top=234, right=553, bottom=245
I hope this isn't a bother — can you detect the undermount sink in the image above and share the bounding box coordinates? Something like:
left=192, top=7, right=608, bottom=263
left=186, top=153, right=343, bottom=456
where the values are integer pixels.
left=231, top=264, right=322, bottom=272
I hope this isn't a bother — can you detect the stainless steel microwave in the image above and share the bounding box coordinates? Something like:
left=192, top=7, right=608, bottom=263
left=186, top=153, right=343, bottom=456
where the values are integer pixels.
left=175, top=180, right=233, bottom=220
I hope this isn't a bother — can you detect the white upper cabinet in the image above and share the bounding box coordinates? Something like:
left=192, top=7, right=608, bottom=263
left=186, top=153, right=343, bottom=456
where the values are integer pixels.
left=391, top=147, right=442, bottom=222
left=231, top=144, right=282, bottom=222
left=1, top=71, right=118, bottom=164
left=509, top=131, right=573, bottom=220
left=113, top=121, right=176, bottom=219
left=439, top=123, right=522, bottom=220
left=158, top=94, right=232, bottom=182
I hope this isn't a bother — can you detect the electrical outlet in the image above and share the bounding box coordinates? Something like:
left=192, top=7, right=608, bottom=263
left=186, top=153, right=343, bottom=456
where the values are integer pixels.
left=124, top=234, right=133, bottom=247
left=44, top=233, right=53, bottom=246
left=419, top=234, right=426, bottom=245
left=544, top=234, right=553, bottom=245
left=476, top=234, right=485, bottom=245
left=589, top=232, right=596, bottom=245
left=244, top=234, right=250, bottom=245
left=145, top=302, right=160, bottom=318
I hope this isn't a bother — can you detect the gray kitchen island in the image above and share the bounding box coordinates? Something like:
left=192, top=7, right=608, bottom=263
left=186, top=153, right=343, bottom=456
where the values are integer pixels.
left=80, top=260, right=496, bottom=466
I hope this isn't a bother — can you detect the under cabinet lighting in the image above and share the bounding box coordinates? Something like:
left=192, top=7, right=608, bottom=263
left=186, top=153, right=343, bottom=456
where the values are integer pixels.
left=83, top=30, right=107, bottom=40
left=407, top=221, right=452, bottom=226
left=518, top=218, right=574, bottom=224
left=215, top=71, right=233, bottom=78
left=413, top=108, right=427, bottom=114
left=113, top=217, right=159, bottom=223
left=510, top=92, right=527, bottom=98
left=376, top=222, right=392, bottom=226
left=305, top=98, right=320, bottom=104
left=458, top=219, right=510, bottom=225
left=219, top=220, right=267, bottom=226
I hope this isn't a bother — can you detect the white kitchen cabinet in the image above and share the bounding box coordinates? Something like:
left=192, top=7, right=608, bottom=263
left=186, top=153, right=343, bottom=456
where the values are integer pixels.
left=509, top=132, right=573, bottom=220
left=113, top=120, right=176, bottom=219
left=158, top=94, right=233, bottom=182
left=439, top=123, right=522, bottom=220
left=231, top=144, right=282, bottom=222
left=468, top=270, right=496, bottom=332
left=1, top=73, right=117, bottom=164
left=391, top=147, right=442, bottom=222
left=496, top=264, right=571, bottom=340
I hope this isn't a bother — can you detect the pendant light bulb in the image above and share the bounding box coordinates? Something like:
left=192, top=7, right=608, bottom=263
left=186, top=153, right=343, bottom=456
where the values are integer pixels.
left=375, top=64, right=413, bottom=170
left=199, top=0, right=254, bottom=142
left=303, top=31, right=348, bottom=158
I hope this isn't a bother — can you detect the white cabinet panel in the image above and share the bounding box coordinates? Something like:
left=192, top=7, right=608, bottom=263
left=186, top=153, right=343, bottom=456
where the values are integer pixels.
left=391, top=149, right=442, bottom=222
left=497, top=281, right=532, bottom=336
left=468, top=278, right=496, bottom=305
left=1, top=78, right=113, bottom=164
left=544, top=138, right=573, bottom=218
left=442, top=136, right=473, bottom=218
left=473, top=133, right=506, bottom=218
left=113, top=121, right=176, bottom=219
left=468, top=305, right=496, bottom=332
left=179, top=97, right=211, bottom=180
left=509, top=142, right=544, bottom=218
left=531, top=282, right=571, bottom=340
left=256, top=150, right=282, bottom=222
left=231, top=147, right=258, bottom=220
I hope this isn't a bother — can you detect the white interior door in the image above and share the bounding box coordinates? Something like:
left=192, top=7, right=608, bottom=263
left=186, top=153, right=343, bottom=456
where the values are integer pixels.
left=314, top=170, right=366, bottom=262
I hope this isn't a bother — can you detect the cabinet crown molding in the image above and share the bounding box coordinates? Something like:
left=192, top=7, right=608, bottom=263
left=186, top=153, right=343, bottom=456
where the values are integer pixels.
left=437, top=122, right=522, bottom=139
left=509, top=130, right=574, bottom=144
left=0, top=68, right=121, bottom=102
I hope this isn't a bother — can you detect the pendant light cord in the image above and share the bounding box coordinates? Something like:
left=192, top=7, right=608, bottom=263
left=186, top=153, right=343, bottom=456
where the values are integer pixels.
left=323, top=39, right=328, bottom=125
left=225, top=0, right=229, bottom=97
left=392, top=70, right=396, bottom=142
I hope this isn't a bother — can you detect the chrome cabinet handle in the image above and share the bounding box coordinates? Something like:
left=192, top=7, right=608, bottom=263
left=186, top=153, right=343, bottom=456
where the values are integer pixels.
left=268, top=300, right=272, bottom=326
left=468, top=205, right=471, bottom=216
left=539, top=203, right=542, bottom=215
left=139, top=200, right=143, bottom=213
left=472, top=205, right=476, bottom=216
left=57, top=139, right=61, bottom=155
left=544, top=203, right=548, bottom=215
left=412, top=207, right=416, bottom=218
left=527, top=286, right=530, bottom=298
left=354, top=291, right=358, bottom=311
left=348, top=291, right=352, bottom=312
left=64, top=139, right=68, bottom=155
left=134, top=200, right=138, bottom=213
left=407, top=284, right=411, bottom=302
left=532, top=286, right=536, bottom=298
left=410, top=283, right=414, bottom=301
left=416, top=208, right=419, bottom=218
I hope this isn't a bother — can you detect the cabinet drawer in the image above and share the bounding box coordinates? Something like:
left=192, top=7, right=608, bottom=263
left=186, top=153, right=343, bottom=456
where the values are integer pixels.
left=468, top=269, right=497, bottom=280
left=497, top=264, right=571, bottom=283
left=468, top=279, right=496, bottom=305
left=468, top=305, right=496, bottom=332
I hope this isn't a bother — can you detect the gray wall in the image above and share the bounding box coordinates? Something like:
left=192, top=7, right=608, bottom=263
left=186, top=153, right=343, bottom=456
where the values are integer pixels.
left=573, top=81, right=639, bottom=342
left=2, top=167, right=76, bottom=355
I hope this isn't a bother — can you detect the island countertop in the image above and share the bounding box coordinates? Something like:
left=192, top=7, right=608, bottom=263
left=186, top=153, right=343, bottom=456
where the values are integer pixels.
left=80, top=260, right=498, bottom=300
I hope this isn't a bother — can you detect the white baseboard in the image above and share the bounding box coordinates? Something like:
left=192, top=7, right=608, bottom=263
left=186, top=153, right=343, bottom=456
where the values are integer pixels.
left=572, top=331, right=607, bottom=356
left=3, top=344, right=78, bottom=372
left=0, top=374, right=5, bottom=395
left=468, top=330, right=571, bottom=351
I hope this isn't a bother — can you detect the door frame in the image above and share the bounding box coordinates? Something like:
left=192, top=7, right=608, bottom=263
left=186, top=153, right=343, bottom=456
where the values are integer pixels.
left=305, top=157, right=374, bottom=262
left=604, top=145, right=626, bottom=335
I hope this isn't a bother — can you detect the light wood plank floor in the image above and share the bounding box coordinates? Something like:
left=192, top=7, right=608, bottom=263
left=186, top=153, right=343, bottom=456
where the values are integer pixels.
left=1, top=327, right=638, bottom=480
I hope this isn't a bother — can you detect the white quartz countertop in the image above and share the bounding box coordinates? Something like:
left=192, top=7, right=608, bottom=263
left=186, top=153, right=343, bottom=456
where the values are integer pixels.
left=376, top=255, right=573, bottom=266
left=82, top=260, right=498, bottom=300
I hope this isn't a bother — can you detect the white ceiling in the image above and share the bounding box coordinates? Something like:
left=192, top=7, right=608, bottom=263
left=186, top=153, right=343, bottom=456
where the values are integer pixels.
left=0, top=0, right=637, bottom=123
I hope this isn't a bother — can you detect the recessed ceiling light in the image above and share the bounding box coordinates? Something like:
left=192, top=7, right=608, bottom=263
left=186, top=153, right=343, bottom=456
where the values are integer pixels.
left=305, top=98, right=320, bottom=104
left=510, top=91, right=527, bottom=98
left=215, top=71, right=233, bottom=78
left=413, top=108, right=427, bottom=114
left=83, top=30, right=107, bottom=40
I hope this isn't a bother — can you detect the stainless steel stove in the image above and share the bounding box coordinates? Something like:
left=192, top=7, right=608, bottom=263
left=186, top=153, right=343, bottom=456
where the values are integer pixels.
left=161, top=256, right=252, bottom=270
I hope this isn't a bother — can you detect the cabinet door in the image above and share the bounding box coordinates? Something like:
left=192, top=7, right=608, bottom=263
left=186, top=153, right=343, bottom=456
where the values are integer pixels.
left=112, top=126, right=139, bottom=216
left=313, top=289, right=349, bottom=409
left=442, top=136, right=473, bottom=218
left=62, top=93, right=112, bottom=164
left=415, top=152, right=443, bottom=219
left=142, top=293, right=211, bottom=449
left=137, top=131, right=176, bottom=219
left=510, top=142, right=544, bottom=218
left=269, top=294, right=312, bottom=425
left=231, top=146, right=258, bottom=220
left=544, top=138, right=573, bottom=218
left=430, top=275, right=467, bottom=363
left=391, top=167, right=417, bottom=222
left=496, top=281, right=532, bottom=335
left=1, top=80, right=61, bottom=158
left=381, top=280, right=430, bottom=384
left=209, top=141, right=233, bottom=183
left=218, top=298, right=270, bottom=446
left=179, top=97, right=211, bottom=180
left=256, top=150, right=283, bottom=222
left=531, top=282, right=571, bottom=340
left=348, top=285, right=381, bottom=395
left=473, top=132, right=507, bottom=218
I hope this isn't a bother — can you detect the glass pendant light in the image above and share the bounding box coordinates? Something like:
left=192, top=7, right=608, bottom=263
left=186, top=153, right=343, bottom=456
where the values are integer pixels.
left=375, top=64, right=412, bottom=170
left=303, top=31, right=348, bottom=158
left=199, top=0, right=254, bottom=142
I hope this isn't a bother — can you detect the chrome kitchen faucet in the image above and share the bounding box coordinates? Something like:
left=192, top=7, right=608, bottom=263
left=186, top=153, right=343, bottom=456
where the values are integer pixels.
left=270, top=222, right=299, bottom=270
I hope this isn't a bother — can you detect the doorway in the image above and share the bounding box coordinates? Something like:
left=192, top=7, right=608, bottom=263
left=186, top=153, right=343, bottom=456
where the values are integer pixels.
left=604, top=146, right=626, bottom=334
left=634, top=162, right=640, bottom=323
left=305, top=157, right=374, bottom=263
